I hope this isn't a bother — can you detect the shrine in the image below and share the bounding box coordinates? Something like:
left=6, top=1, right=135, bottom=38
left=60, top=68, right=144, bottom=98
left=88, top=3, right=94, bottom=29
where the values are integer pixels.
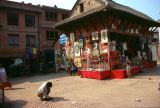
left=55, top=0, right=160, bottom=79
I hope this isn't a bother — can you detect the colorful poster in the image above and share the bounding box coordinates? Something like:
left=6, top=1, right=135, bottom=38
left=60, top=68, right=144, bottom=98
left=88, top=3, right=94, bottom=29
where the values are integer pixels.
left=101, top=29, right=108, bottom=43
left=92, top=32, right=99, bottom=41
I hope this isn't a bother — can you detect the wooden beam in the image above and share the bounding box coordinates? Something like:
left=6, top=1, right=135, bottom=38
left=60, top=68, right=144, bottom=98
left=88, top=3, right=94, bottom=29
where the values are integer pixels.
left=128, top=23, right=134, bottom=33
left=149, top=27, right=154, bottom=32
left=109, top=16, right=116, bottom=30
left=76, top=23, right=82, bottom=34
left=82, top=23, right=89, bottom=33
left=141, top=26, right=148, bottom=34
left=123, top=21, right=130, bottom=32
left=151, top=27, right=158, bottom=32
left=99, top=12, right=107, bottom=29
left=87, top=14, right=99, bottom=31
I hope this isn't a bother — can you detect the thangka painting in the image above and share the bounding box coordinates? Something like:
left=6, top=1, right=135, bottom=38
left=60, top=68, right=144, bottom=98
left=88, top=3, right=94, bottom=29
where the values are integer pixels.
left=101, top=29, right=108, bottom=43
left=92, top=42, right=100, bottom=57
left=100, top=44, right=108, bottom=54
left=78, top=35, right=84, bottom=48
left=69, top=47, right=74, bottom=59
left=74, top=42, right=80, bottom=57
left=74, top=57, right=82, bottom=67
left=70, top=33, right=75, bottom=44
left=92, top=32, right=99, bottom=41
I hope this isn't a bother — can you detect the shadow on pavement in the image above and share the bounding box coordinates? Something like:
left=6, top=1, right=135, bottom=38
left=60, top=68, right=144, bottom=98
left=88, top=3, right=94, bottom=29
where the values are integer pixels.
left=9, top=72, right=69, bottom=85
left=5, top=87, right=25, bottom=90
left=0, top=99, right=27, bottom=108
left=42, top=97, right=69, bottom=102
left=52, top=97, right=69, bottom=102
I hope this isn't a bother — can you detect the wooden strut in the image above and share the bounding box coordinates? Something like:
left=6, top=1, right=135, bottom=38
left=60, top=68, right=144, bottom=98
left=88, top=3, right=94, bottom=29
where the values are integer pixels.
left=151, top=27, right=158, bottom=32
left=2, top=89, right=4, bottom=103
left=123, top=21, right=130, bottom=32
left=109, top=16, right=116, bottom=30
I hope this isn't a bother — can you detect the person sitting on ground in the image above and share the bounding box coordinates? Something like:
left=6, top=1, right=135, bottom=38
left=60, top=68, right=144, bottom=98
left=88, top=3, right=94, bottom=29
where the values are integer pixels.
left=71, top=62, right=78, bottom=76
left=38, top=81, right=52, bottom=101
left=0, top=64, right=7, bottom=82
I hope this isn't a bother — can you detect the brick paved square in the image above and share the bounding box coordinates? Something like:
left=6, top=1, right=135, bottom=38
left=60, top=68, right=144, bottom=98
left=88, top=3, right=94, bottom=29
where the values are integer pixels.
left=1, top=66, right=160, bottom=108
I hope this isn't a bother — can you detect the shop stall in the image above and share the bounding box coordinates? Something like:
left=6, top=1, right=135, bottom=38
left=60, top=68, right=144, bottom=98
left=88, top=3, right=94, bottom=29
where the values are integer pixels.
left=55, top=0, right=160, bottom=79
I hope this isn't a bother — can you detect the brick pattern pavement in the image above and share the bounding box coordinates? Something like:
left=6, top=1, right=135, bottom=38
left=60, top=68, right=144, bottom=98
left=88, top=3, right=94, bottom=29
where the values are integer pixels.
left=0, top=66, right=160, bottom=108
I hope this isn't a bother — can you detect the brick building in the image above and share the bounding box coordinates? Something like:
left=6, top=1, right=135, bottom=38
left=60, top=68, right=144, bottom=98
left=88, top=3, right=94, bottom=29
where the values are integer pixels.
left=0, top=0, right=70, bottom=73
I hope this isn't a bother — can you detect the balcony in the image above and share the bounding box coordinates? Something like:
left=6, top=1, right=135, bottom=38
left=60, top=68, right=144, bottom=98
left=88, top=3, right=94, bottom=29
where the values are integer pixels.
left=0, top=48, right=25, bottom=58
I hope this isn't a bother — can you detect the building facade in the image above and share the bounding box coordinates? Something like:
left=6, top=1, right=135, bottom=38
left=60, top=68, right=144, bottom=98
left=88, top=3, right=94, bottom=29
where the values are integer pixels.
left=0, top=0, right=69, bottom=73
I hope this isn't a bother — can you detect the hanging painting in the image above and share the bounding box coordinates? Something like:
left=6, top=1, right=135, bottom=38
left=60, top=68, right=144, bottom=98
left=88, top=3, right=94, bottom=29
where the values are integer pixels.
left=100, top=44, right=108, bottom=54
left=92, top=32, right=99, bottom=41
left=101, top=29, right=108, bottom=43
left=59, top=33, right=67, bottom=45
left=74, top=57, right=82, bottom=67
left=92, top=42, right=100, bottom=57
left=70, top=33, right=75, bottom=44
left=74, top=42, right=80, bottom=57
left=69, top=47, right=74, bottom=59
left=78, top=34, right=84, bottom=48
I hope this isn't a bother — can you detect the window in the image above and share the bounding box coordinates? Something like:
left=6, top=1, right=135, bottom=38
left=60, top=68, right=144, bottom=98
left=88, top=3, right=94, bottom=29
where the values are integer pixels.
left=7, top=13, right=19, bottom=25
left=62, top=14, right=68, bottom=20
left=8, top=34, right=19, bottom=48
left=80, top=3, right=84, bottom=13
left=45, top=11, right=58, bottom=21
left=46, top=31, right=58, bottom=40
left=25, top=15, right=35, bottom=27
left=26, top=35, right=36, bottom=47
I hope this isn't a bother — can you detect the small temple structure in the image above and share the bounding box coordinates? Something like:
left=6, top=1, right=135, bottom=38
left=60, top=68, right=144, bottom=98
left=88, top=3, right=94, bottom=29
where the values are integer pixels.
left=55, top=0, right=160, bottom=79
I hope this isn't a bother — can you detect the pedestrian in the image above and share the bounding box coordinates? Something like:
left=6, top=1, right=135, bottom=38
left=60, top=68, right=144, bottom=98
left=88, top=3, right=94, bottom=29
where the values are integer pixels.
left=0, top=64, right=7, bottom=82
left=71, top=62, right=78, bottom=76
left=126, top=61, right=131, bottom=78
left=38, top=81, right=52, bottom=101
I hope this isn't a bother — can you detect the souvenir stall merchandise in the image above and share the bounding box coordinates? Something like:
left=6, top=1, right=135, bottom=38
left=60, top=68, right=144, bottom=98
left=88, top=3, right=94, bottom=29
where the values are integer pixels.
left=55, top=34, right=71, bottom=73
left=58, top=31, right=157, bottom=79
left=68, top=30, right=111, bottom=79
left=66, top=30, right=154, bottom=79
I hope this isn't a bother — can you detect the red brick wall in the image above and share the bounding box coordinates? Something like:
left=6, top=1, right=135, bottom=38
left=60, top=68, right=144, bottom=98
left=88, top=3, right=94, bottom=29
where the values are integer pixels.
left=0, top=1, right=70, bottom=57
